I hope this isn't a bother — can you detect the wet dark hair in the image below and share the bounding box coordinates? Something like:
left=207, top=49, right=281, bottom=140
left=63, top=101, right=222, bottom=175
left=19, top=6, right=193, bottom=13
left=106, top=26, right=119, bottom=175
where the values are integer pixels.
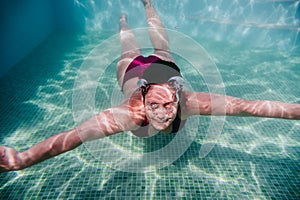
left=141, top=60, right=182, bottom=84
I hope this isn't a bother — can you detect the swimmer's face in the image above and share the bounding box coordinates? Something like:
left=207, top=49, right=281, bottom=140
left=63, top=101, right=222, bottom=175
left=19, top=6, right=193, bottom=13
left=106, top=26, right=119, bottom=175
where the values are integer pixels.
left=144, top=84, right=178, bottom=131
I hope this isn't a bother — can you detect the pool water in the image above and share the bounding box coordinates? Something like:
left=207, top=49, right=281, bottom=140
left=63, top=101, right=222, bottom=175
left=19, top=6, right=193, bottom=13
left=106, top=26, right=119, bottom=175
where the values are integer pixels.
left=0, top=29, right=299, bottom=199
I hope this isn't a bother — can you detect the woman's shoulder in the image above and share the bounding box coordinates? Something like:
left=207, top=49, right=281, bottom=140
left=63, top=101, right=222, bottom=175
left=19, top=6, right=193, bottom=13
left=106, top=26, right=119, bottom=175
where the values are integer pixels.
left=121, top=89, right=146, bottom=124
left=180, top=90, right=214, bottom=117
left=125, top=88, right=143, bottom=106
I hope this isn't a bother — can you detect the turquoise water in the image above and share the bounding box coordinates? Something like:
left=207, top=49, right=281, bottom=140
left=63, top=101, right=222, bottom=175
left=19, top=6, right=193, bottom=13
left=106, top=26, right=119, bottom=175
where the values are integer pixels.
left=0, top=30, right=299, bottom=199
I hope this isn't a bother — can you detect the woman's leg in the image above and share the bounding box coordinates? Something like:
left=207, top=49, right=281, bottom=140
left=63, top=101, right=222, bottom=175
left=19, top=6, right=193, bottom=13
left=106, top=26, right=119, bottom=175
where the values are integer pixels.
left=117, top=13, right=141, bottom=91
left=142, top=0, right=175, bottom=62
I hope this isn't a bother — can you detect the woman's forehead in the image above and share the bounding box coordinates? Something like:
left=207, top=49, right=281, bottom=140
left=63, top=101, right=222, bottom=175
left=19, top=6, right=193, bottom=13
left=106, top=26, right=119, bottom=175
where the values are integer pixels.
left=145, top=85, right=175, bottom=101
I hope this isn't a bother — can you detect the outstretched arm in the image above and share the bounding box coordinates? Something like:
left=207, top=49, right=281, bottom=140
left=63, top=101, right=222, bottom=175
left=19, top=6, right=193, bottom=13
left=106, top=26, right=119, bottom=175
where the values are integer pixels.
left=183, top=91, right=300, bottom=119
left=0, top=104, right=139, bottom=172
left=0, top=129, right=82, bottom=172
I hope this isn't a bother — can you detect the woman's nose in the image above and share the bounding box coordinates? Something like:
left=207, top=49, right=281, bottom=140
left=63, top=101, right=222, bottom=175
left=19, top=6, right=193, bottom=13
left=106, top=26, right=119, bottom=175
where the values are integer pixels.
left=157, top=112, right=166, bottom=119
left=156, top=108, right=168, bottom=119
left=155, top=106, right=165, bottom=114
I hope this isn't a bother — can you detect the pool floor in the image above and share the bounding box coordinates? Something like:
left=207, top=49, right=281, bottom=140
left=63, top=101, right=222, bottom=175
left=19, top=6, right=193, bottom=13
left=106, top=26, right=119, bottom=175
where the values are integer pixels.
left=0, top=31, right=299, bottom=199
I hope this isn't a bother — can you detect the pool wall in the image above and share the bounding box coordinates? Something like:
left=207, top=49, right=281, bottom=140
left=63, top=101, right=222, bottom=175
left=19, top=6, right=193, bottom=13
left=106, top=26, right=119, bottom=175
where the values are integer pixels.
left=1, top=0, right=299, bottom=77
left=0, top=0, right=85, bottom=77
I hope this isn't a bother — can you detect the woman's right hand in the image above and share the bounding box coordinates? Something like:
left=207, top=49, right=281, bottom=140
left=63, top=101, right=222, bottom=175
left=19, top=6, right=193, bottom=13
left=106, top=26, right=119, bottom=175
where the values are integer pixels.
left=0, top=146, right=22, bottom=172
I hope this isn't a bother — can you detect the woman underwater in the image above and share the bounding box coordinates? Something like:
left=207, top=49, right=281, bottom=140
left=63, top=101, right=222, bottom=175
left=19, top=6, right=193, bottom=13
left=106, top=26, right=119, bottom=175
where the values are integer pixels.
left=0, top=0, right=299, bottom=172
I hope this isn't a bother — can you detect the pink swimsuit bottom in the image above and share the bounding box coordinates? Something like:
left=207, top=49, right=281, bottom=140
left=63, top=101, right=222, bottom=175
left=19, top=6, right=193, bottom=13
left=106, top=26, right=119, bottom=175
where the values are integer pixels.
left=122, top=55, right=161, bottom=89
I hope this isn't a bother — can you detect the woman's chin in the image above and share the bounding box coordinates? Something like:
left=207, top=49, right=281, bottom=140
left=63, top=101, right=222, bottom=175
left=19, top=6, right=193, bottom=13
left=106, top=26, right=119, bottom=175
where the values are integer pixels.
left=151, top=121, right=171, bottom=131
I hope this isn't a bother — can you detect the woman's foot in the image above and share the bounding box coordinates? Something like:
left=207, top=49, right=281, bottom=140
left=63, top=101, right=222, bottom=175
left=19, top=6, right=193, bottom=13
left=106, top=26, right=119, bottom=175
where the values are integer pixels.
left=141, top=0, right=152, bottom=7
left=119, top=13, right=128, bottom=31
left=120, top=13, right=127, bottom=22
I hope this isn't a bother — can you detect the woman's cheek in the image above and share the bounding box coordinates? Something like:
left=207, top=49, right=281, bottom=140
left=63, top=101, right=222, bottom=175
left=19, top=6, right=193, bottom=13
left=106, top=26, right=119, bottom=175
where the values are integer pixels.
left=169, top=107, right=177, bottom=118
left=145, top=110, right=155, bottom=119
